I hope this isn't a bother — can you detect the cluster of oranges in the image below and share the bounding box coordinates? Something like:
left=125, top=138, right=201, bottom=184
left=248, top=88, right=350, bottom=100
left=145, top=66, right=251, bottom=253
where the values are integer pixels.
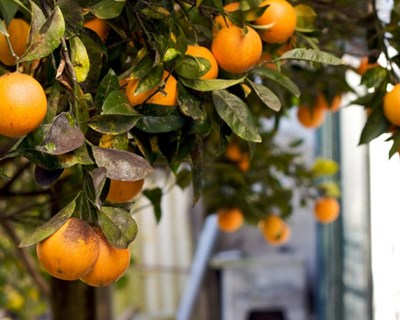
left=297, top=93, right=342, bottom=129
left=225, top=141, right=251, bottom=172
left=36, top=217, right=131, bottom=287
left=216, top=196, right=340, bottom=246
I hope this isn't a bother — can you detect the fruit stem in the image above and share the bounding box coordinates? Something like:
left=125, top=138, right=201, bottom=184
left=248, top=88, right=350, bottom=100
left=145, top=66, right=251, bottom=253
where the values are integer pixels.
left=3, top=33, right=20, bottom=69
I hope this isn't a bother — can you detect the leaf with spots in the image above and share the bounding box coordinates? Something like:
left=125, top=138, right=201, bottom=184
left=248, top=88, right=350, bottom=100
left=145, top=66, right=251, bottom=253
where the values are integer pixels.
left=91, top=146, right=154, bottom=181
left=19, top=6, right=65, bottom=62
left=98, top=207, right=138, bottom=249
left=19, top=197, right=77, bottom=247
left=36, top=112, right=85, bottom=155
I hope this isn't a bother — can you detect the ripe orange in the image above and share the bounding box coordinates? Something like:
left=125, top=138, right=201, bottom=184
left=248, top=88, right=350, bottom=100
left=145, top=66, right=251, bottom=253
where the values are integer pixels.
left=213, top=2, right=241, bottom=34
left=211, top=25, right=262, bottom=74
left=254, top=0, right=297, bottom=44
left=261, top=221, right=291, bottom=245
left=217, top=208, right=244, bottom=233
left=84, top=18, right=110, bottom=42
left=356, top=56, right=378, bottom=75
left=106, top=179, right=145, bottom=203
left=0, top=72, right=47, bottom=137
left=0, top=18, right=30, bottom=66
left=36, top=218, right=100, bottom=281
left=126, top=71, right=178, bottom=107
left=314, top=197, right=340, bottom=224
left=383, top=84, right=400, bottom=126
left=237, top=153, right=250, bottom=172
left=186, top=45, right=219, bottom=79
left=327, top=94, right=342, bottom=112
left=225, top=142, right=243, bottom=162
left=259, top=215, right=284, bottom=242
left=297, top=95, right=327, bottom=128
left=81, top=227, right=131, bottom=287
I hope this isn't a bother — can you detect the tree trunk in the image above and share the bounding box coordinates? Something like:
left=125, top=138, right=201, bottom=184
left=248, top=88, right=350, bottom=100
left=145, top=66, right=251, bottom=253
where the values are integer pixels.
left=50, top=278, right=112, bottom=320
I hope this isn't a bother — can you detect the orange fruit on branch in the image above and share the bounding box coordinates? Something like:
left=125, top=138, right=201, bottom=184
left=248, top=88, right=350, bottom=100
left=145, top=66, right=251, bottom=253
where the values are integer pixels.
left=106, top=179, right=145, bottom=203
left=84, top=18, right=110, bottom=42
left=126, top=71, right=178, bottom=107
left=211, top=25, right=262, bottom=74
left=383, top=84, right=400, bottom=126
left=258, top=214, right=290, bottom=245
left=185, top=44, right=219, bottom=80
left=213, top=2, right=241, bottom=34
left=0, top=72, right=47, bottom=137
left=297, top=94, right=328, bottom=128
left=217, top=208, right=244, bottom=233
left=314, top=197, right=340, bottom=224
left=81, top=227, right=131, bottom=287
left=0, top=18, right=30, bottom=66
left=254, top=0, right=297, bottom=44
left=36, top=218, right=100, bottom=281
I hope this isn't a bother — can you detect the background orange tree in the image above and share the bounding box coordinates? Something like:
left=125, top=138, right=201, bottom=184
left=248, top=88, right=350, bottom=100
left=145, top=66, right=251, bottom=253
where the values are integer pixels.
left=0, top=0, right=396, bottom=318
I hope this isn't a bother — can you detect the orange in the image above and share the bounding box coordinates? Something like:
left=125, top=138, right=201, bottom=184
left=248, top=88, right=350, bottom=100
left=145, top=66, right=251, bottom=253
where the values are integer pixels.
left=217, top=208, right=244, bottom=233
left=81, top=227, right=131, bottom=287
left=0, top=18, right=30, bottom=66
left=126, top=71, right=178, bottom=107
left=213, top=2, right=241, bottom=34
left=314, top=197, right=340, bottom=224
left=254, top=0, right=297, bottom=44
left=261, top=221, right=291, bottom=245
left=383, top=84, right=400, bottom=126
left=259, top=214, right=284, bottom=241
left=84, top=18, right=110, bottom=42
left=185, top=45, right=219, bottom=79
left=328, top=94, right=342, bottom=112
left=106, top=179, right=144, bottom=203
left=211, top=25, right=262, bottom=74
left=36, top=218, right=100, bottom=281
left=356, top=56, right=378, bottom=75
left=225, top=142, right=243, bottom=162
left=0, top=72, right=47, bottom=137
left=297, top=95, right=327, bottom=128
left=237, top=153, right=250, bottom=172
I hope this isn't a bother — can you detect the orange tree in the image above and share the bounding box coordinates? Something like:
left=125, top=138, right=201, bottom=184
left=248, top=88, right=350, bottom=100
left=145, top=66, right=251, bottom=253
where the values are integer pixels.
left=0, top=0, right=374, bottom=318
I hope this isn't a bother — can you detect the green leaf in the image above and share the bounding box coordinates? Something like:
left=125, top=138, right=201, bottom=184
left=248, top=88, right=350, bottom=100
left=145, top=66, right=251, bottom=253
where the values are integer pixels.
left=361, top=66, right=387, bottom=89
left=28, top=1, right=46, bottom=45
left=175, top=168, right=192, bottom=189
left=94, top=69, right=119, bottom=111
left=163, top=47, right=181, bottom=62
left=131, top=54, right=154, bottom=80
left=102, top=90, right=137, bottom=115
left=87, top=114, right=141, bottom=134
left=89, top=0, right=126, bottom=19
left=311, top=158, right=339, bottom=176
left=91, top=146, right=155, bottom=181
left=359, top=107, right=389, bottom=145
left=135, top=64, right=164, bottom=95
left=143, top=188, right=163, bottom=223
left=190, top=138, right=203, bottom=205
left=19, top=6, right=65, bottom=62
left=70, top=36, right=90, bottom=83
left=177, top=82, right=204, bottom=120
left=141, top=6, right=170, bottom=19
left=180, top=76, right=245, bottom=92
left=0, top=0, right=19, bottom=24
left=246, top=80, right=281, bottom=111
left=136, top=114, right=187, bottom=133
left=19, top=198, right=76, bottom=247
left=387, top=131, right=400, bottom=159
left=44, top=82, right=62, bottom=124
left=98, top=207, right=138, bottom=249
left=213, top=90, right=261, bottom=143
left=175, top=56, right=210, bottom=79
left=251, top=67, right=300, bottom=97
left=88, top=167, right=108, bottom=209
left=277, top=48, right=344, bottom=65
left=37, top=112, right=85, bottom=155
left=34, top=166, right=64, bottom=186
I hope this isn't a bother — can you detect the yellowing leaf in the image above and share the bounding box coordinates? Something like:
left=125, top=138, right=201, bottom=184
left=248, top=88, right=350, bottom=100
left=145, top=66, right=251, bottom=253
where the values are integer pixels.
left=312, top=158, right=339, bottom=176
left=70, top=36, right=90, bottom=83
